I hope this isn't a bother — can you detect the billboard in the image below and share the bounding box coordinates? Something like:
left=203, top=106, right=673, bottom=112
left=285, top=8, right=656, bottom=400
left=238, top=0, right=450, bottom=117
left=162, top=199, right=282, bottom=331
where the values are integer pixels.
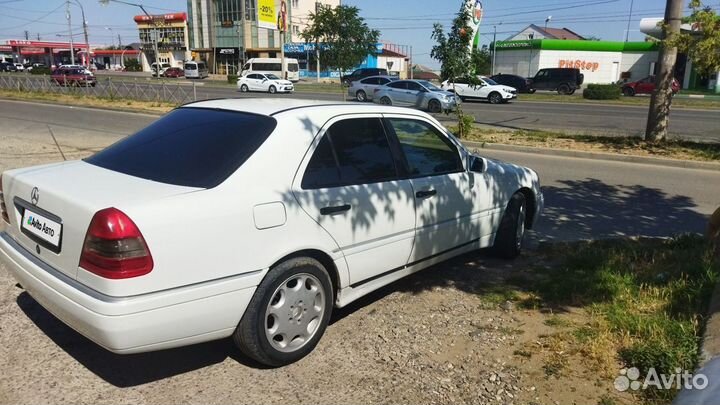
left=467, top=0, right=483, bottom=50
left=258, top=0, right=276, bottom=30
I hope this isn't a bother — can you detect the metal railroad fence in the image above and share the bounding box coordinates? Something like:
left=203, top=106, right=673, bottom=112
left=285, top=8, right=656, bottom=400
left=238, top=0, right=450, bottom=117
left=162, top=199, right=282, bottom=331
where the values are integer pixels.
left=0, top=74, right=198, bottom=105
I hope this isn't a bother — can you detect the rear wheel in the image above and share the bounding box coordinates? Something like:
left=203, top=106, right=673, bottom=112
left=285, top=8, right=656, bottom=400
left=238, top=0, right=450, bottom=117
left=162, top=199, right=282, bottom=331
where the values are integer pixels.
left=492, top=192, right=527, bottom=259
left=557, top=84, right=571, bottom=95
left=268, top=85, right=277, bottom=94
left=428, top=99, right=442, bottom=113
left=356, top=90, right=367, bottom=102
left=488, top=92, right=503, bottom=104
left=622, top=87, right=635, bottom=97
left=379, top=96, right=392, bottom=106
left=240, top=84, right=249, bottom=92
left=527, top=88, right=536, bottom=94
left=234, top=257, right=333, bottom=367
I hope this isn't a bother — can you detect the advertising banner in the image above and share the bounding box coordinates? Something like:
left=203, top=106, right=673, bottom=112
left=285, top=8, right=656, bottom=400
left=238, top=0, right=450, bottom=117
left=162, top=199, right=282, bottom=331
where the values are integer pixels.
left=258, top=0, right=276, bottom=30
left=466, top=0, right=483, bottom=50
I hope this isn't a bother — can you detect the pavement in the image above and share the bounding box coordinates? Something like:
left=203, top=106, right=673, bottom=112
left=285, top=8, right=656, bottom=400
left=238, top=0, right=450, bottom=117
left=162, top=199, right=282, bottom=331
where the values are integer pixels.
left=1, top=98, right=717, bottom=243
left=4, top=74, right=720, bottom=142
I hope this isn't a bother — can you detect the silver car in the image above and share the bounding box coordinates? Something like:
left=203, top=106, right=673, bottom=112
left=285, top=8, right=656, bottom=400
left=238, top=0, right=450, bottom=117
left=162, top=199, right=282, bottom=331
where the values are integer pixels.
left=372, top=79, right=458, bottom=113
left=347, top=75, right=398, bottom=102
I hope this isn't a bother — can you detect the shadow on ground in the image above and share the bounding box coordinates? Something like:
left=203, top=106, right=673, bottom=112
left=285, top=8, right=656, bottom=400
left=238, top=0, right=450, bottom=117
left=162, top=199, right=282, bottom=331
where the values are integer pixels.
left=14, top=177, right=709, bottom=386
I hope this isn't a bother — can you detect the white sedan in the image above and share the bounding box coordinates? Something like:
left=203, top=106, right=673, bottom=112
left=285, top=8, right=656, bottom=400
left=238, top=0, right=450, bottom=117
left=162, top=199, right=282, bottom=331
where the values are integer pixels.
left=238, top=73, right=294, bottom=94
left=0, top=99, right=542, bottom=367
left=441, top=76, right=517, bottom=104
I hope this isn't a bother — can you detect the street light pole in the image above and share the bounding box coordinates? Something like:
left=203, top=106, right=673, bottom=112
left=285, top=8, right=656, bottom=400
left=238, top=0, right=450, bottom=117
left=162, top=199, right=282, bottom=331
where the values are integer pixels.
left=492, top=25, right=497, bottom=75
left=625, top=0, right=635, bottom=42
left=99, top=0, right=160, bottom=77
left=71, top=0, right=91, bottom=69
left=66, top=1, right=75, bottom=65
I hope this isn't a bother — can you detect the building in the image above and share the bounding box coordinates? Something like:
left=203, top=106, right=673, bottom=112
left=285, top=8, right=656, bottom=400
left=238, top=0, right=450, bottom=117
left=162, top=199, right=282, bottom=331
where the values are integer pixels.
left=507, top=25, right=585, bottom=41
left=0, top=40, right=90, bottom=66
left=493, top=39, right=659, bottom=84
left=134, top=12, right=191, bottom=71
left=282, top=42, right=410, bottom=79
left=186, top=0, right=339, bottom=74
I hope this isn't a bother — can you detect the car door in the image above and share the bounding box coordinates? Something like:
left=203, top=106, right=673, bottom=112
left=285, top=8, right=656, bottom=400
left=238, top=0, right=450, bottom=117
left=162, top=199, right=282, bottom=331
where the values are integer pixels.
left=637, top=77, right=655, bottom=94
left=360, top=77, right=378, bottom=93
left=293, top=116, right=417, bottom=284
left=404, top=81, right=425, bottom=108
left=384, top=81, right=408, bottom=104
left=383, top=116, right=478, bottom=261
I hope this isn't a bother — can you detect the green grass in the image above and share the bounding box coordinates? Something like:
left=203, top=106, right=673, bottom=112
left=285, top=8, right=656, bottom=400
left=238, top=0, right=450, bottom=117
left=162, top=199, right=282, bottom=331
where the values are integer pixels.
left=525, top=235, right=719, bottom=402
left=518, top=92, right=720, bottom=109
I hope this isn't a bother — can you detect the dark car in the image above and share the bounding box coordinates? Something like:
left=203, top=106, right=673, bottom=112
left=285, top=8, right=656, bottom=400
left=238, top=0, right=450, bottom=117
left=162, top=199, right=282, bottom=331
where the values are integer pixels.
left=622, top=76, right=679, bottom=96
left=530, top=68, right=584, bottom=95
left=162, top=67, right=185, bottom=78
left=0, top=61, right=18, bottom=72
left=490, top=74, right=535, bottom=94
left=341, top=68, right=389, bottom=86
left=51, top=68, right=97, bottom=87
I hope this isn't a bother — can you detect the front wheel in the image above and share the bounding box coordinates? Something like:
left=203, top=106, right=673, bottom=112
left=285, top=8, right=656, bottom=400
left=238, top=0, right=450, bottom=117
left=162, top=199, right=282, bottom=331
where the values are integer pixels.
left=268, top=85, right=277, bottom=94
left=488, top=92, right=503, bottom=104
left=557, top=84, right=571, bottom=95
left=233, top=257, right=333, bottom=367
left=492, top=192, right=527, bottom=259
left=428, top=99, right=442, bottom=113
left=240, top=84, right=249, bottom=92
left=622, top=87, right=635, bottom=97
left=379, top=96, right=392, bottom=106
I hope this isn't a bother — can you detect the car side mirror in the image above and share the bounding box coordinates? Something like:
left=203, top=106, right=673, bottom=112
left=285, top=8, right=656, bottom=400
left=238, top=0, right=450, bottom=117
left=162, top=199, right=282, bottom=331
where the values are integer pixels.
left=470, top=156, right=485, bottom=173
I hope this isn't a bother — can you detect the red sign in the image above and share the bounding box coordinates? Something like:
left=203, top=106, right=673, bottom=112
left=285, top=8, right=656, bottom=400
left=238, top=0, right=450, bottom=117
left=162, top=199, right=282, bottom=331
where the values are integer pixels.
left=559, top=59, right=600, bottom=72
left=7, top=40, right=87, bottom=48
left=0, top=45, right=12, bottom=51
left=134, top=12, right=187, bottom=23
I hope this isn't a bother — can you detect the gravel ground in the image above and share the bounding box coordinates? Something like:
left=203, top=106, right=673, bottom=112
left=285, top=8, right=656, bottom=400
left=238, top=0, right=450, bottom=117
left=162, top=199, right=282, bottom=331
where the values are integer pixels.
left=0, top=108, right=631, bottom=405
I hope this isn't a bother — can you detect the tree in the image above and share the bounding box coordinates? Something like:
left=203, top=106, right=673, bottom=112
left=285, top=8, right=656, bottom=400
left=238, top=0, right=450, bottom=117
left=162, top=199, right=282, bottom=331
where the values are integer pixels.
left=670, top=0, right=720, bottom=82
left=471, top=48, right=491, bottom=75
left=645, top=0, right=684, bottom=142
left=431, top=0, right=479, bottom=138
left=301, top=5, right=379, bottom=96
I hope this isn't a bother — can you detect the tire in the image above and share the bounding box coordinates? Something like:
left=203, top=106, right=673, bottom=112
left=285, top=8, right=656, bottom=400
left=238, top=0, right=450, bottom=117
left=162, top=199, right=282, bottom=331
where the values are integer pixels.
left=268, top=85, right=277, bottom=94
left=492, top=192, right=527, bottom=259
left=233, top=257, right=333, bottom=367
left=557, top=84, right=571, bottom=95
left=379, top=96, right=392, bottom=106
left=240, top=84, right=249, bottom=92
left=622, top=87, right=635, bottom=97
left=355, top=90, right=367, bottom=102
left=488, top=92, right=503, bottom=104
left=428, top=99, right=442, bottom=113
left=528, top=88, right=536, bottom=94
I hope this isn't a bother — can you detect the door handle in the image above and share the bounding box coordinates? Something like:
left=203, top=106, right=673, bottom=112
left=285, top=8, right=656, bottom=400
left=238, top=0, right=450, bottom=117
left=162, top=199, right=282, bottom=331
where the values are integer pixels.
left=415, top=190, right=437, bottom=199
left=320, top=204, right=351, bottom=215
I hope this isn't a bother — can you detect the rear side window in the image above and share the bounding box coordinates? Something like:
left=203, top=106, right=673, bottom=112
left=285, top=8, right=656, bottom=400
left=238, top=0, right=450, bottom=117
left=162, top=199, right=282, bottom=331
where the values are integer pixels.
left=184, top=63, right=196, bottom=70
left=302, top=118, right=397, bottom=189
left=86, top=108, right=277, bottom=188
left=387, top=81, right=407, bottom=89
left=361, top=77, right=378, bottom=85
left=387, top=118, right=463, bottom=177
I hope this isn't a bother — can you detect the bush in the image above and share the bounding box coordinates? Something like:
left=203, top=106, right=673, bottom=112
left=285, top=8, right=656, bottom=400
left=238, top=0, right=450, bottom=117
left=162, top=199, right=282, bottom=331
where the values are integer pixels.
left=123, top=58, right=142, bottom=72
left=30, top=67, right=52, bottom=75
left=583, top=84, right=621, bottom=100
left=227, top=74, right=238, bottom=84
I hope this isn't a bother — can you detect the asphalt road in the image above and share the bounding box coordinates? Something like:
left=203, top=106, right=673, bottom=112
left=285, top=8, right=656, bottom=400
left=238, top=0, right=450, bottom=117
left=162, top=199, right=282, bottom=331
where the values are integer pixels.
left=1, top=99, right=716, bottom=242
left=5, top=74, right=720, bottom=141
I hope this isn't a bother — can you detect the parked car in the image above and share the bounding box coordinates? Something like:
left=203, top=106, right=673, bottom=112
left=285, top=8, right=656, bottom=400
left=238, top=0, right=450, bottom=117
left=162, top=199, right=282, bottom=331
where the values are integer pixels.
left=621, top=76, right=679, bottom=96
left=161, top=67, right=185, bottom=78
left=0, top=98, right=543, bottom=367
left=25, top=63, right=46, bottom=72
left=373, top=79, right=458, bottom=112
left=0, top=62, right=18, bottom=72
left=347, top=75, right=398, bottom=101
left=51, top=67, right=97, bottom=87
left=341, top=68, right=389, bottom=86
left=237, top=73, right=294, bottom=94
left=440, top=76, right=517, bottom=104
left=58, top=64, right=93, bottom=75
left=151, top=62, right=171, bottom=76
left=529, top=68, right=584, bottom=95
left=490, top=74, right=535, bottom=93
left=14, top=63, right=25, bottom=72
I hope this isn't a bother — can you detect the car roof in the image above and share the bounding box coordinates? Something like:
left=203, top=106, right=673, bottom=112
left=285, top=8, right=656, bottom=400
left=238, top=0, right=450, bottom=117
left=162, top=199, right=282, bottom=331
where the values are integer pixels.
left=183, top=98, right=424, bottom=117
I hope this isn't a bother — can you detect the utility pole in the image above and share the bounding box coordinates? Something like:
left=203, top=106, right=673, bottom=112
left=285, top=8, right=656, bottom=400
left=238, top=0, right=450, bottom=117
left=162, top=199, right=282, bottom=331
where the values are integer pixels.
left=625, top=0, right=635, bottom=42
left=491, top=24, right=498, bottom=75
left=118, top=34, right=122, bottom=49
left=66, top=1, right=75, bottom=65
left=645, top=0, right=683, bottom=142
left=24, top=30, right=29, bottom=40
left=409, top=45, right=413, bottom=79
left=74, top=1, right=91, bottom=69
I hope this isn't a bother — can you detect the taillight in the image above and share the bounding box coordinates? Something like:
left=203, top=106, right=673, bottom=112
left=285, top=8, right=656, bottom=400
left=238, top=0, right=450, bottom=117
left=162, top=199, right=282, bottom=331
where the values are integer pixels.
left=79, top=207, right=153, bottom=279
left=0, top=174, right=8, bottom=224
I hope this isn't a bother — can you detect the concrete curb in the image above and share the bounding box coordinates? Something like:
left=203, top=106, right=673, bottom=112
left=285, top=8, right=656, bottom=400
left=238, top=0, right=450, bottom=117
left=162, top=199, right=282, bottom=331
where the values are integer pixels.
left=462, top=140, right=720, bottom=172
left=701, top=280, right=720, bottom=365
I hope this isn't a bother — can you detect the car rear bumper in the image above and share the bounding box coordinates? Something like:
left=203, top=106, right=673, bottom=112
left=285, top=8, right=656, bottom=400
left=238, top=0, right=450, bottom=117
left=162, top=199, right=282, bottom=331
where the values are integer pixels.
left=0, top=231, right=260, bottom=354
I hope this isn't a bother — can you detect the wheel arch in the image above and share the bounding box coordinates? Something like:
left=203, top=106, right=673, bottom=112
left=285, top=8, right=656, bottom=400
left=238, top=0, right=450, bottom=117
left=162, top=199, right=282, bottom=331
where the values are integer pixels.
left=516, top=187, right=537, bottom=229
left=269, top=249, right=340, bottom=302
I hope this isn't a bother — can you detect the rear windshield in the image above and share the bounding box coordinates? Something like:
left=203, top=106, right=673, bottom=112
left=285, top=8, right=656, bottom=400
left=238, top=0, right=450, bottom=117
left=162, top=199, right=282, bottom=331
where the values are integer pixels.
left=184, top=63, right=197, bottom=70
left=85, top=108, right=277, bottom=188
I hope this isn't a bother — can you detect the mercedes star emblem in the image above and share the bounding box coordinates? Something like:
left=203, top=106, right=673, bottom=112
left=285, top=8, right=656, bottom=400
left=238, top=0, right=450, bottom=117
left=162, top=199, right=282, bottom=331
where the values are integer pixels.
left=30, top=187, right=39, bottom=205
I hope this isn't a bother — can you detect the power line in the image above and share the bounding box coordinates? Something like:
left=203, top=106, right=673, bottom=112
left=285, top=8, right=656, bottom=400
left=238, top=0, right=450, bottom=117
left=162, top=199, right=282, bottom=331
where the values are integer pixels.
left=2, top=1, right=65, bottom=30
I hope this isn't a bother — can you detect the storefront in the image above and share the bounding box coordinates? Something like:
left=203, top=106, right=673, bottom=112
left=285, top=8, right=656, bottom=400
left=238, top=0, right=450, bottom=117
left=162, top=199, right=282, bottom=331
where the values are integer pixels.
left=1, top=40, right=90, bottom=66
left=134, top=12, right=191, bottom=71
left=493, top=39, right=662, bottom=85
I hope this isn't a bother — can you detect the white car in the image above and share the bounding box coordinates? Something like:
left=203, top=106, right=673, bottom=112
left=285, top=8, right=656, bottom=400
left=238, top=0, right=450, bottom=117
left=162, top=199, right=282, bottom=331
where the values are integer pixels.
left=238, top=73, right=294, bottom=94
left=0, top=99, right=542, bottom=367
left=441, top=76, right=517, bottom=104
left=14, top=63, right=25, bottom=72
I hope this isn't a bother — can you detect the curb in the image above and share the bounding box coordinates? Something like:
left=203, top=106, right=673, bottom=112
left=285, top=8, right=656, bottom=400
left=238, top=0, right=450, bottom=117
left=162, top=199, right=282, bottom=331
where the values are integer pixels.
left=462, top=140, right=720, bottom=172
left=701, top=279, right=720, bottom=365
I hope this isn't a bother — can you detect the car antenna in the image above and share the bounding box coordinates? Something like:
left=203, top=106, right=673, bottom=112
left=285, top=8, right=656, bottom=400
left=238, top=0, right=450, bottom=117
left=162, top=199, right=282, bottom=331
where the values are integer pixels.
left=47, top=125, right=67, bottom=161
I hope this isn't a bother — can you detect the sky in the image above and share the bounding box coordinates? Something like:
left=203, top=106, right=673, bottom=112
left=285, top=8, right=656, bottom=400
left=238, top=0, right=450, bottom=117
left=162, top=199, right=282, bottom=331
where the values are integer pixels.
left=1, top=0, right=718, bottom=68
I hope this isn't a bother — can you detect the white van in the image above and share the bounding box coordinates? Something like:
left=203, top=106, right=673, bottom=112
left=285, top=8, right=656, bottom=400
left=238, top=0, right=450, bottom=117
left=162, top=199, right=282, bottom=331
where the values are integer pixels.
left=184, top=61, right=209, bottom=79
left=241, top=58, right=299, bottom=82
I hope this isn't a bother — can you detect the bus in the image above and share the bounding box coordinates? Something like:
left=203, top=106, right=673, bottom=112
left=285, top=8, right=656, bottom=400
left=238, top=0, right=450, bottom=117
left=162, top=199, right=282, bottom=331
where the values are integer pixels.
left=241, top=58, right=299, bottom=82
left=184, top=61, right=209, bottom=79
